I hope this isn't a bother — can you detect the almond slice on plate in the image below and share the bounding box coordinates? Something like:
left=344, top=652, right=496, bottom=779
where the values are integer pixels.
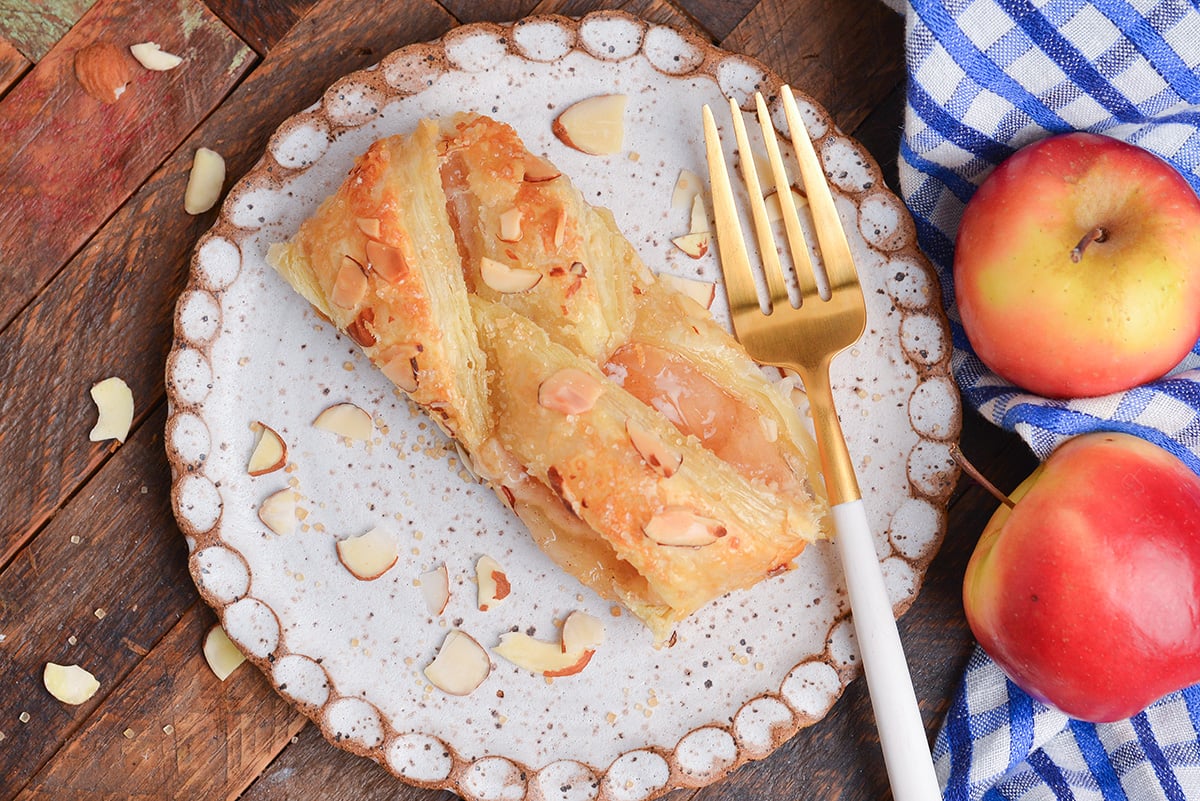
left=258, top=488, right=299, bottom=535
left=88, top=376, right=134, bottom=443
left=43, top=663, right=101, bottom=705
left=561, top=610, right=606, bottom=654
left=672, top=168, right=704, bottom=208
left=247, top=423, right=287, bottom=476
left=493, top=631, right=594, bottom=677
left=425, top=629, right=491, bottom=695
left=419, top=564, right=450, bottom=615
left=689, top=193, right=710, bottom=234
left=671, top=231, right=710, bottom=259
left=313, top=402, right=373, bottom=441
left=476, top=555, right=510, bottom=611
left=552, top=94, right=627, bottom=156
left=336, top=526, right=398, bottom=580
left=203, top=624, right=246, bottom=681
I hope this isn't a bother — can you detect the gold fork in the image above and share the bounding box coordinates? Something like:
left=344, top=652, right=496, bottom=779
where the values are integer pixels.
left=703, top=88, right=941, bottom=800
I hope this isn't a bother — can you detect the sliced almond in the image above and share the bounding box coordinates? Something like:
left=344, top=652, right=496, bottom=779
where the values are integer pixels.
left=74, top=41, right=131, bottom=104
left=88, top=376, right=134, bottom=443
left=43, top=663, right=100, bottom=705
left=355, top=216, right=382, bottom=239
left=475, top=555, right=511, bottom=612
left=129, top=41, right=183, bottom=71
left=523, top=155, right=561, bottom=183
left=366, top=239, right=409, bottom=284
left=625, top=418, right=682, bottom=478
left=203, top=624, right=246, bottom=681
left=313, top=402, right=373, bottom=441
left=184, top=147, right=226, bottom=215
left=345, top=307, right=376, bottom=347
left=561, top=611, right=606, bottom=654
left=672, top=168, right=704, bottom=208
left=643, top=507, right=726, bottom=547
left=552, top=94, right=627, bottom=156
left=552, top=208, right=568, bottom=250
left=419, top=564, right=450, bottom=616
left=497, top=207, right=523, bottom=243
left=379, top=344, right=421, bottom=392
left=480, top=256, right=541, bottom=293
left=247, top=423, right=287, bottom=476
left=671, top=231, right=710, bottom=259
left=494, top=632, right=594, bottom=677
left=689, top=193, right=710, bottom=234
left=425, top=629, right=491, bottom=696
left=538, top=368, right=603, bottom=415
left=336, top=526, right=398, bottom=580
left=765, top=187, right=809, bottom=223
left=331, top=255, right=368, bottom=310
left=658, top=273, right=716, bottom=310
left=258, top=488, right=299, bottom=535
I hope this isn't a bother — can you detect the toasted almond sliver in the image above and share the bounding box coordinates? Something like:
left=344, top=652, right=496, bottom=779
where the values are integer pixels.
left=425, top=629, right=491, bottom=695
left=475, top=555, right=510, bottom=611
left=258, top=488, right=299, bottom=535
left=247, top=423, right=287, bottom=476
left=538, top=368, right=604, bottom=415
left=643, top=507, right=726, bottom=547
left=313, top=402, right=373, bottom=441
left=419, top=564, right=450, bottom=615
left=625, top=418, right=682, bottom=478
left=671, top=232, right=710, bottom=259
left=336, top=526, right=399, bottom=580
left=480, top=256, right=541, bottom=293
left=497, top=207, right=523, bottom=242
left=494, top=632, right=594, bottom=677
left=658, top=273, right=717, bottom=310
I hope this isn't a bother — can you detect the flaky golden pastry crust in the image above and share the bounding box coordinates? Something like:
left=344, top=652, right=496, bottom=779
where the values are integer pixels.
left=269, top=113, right=829, bottom=640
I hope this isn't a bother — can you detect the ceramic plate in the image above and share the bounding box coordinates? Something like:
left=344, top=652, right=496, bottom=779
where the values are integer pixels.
left=166, top=11, right=960, bottom=801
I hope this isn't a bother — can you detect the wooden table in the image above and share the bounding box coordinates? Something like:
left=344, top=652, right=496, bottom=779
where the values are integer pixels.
left=0, top=1, right=1039, bottom=799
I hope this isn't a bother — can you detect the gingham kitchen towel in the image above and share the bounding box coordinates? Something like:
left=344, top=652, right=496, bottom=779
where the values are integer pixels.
left=898, top=1, right=1200, bottom=799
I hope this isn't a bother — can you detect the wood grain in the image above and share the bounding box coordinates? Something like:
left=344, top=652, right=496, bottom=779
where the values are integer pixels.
left=14, top=603, right=306, bottom=801
left=438, top=0, right=543, bottom=23
left=0, top=36, right=30, bottom=95
left=722, top=0, right=905, bottom=132
left=0, top=0, right=97, bottom=61
left=203, top=0, right=320, bottom=53
left=0, top=0, right=253, bottom=332
left=672, top=0, right=758, bottom=40
left=0, top=0, right=453, bottom=569
left=0, top=405, right=196, bottom=799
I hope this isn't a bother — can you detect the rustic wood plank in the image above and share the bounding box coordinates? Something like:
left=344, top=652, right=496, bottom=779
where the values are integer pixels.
left=721, top=0, right=905, bottom=133
left=0, top=405, right=198, bottom=799
left=527, top=0, right=697, bottom=30
left=0, top=36, right=31, bottom=96
left=203, top=0, right=320, bottom=53
left=14, top=603, right=306, bottom=801
left=0, top=0, right=254, bottom=333
left=437, top=0, right=542, bottom=23
left=671, top=0, right=757, bottom=40
left=0, top=0, right=454, bottom=572
left=0, top=0, right=97, bottom=61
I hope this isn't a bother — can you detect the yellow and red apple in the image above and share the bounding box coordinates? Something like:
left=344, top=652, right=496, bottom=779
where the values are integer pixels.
left=963, top=432, right=1200, bottom=722
left=954, top=132, right=1200, bottom=398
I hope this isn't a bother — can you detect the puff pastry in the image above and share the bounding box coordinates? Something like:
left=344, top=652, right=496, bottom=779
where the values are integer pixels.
left=269, top=113, right=829, bottom=640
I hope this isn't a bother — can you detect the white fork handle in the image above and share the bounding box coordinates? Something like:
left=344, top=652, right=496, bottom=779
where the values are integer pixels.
left=833, top=499, right=942, bottom=801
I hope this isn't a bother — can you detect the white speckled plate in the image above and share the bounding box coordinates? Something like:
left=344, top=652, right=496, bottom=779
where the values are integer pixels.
left=166, top=11, right=960, bottom=801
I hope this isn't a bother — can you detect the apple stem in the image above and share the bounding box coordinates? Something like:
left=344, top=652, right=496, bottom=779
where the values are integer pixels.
left=949, top=444, right=1016, bottom=509
left=1070, top=226, right=1108, bottom=263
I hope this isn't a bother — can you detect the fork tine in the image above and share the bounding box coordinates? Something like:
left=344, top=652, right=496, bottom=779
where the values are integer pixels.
left=702, top=104, right=760, bottom=325
left=780, top=86, right=858, bottom=294
left=754, top=92, right=819, bottom=303
left=728, top=98, right=791, bottom=311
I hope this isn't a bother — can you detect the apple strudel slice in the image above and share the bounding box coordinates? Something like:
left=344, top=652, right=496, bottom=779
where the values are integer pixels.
left=268, top=113, right=830, bottom=640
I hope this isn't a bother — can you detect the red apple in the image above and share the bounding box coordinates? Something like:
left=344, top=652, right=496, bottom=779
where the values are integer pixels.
left=954, top=132, right=1200, bottom=398
left=963, top=432, right=1200, bottom=722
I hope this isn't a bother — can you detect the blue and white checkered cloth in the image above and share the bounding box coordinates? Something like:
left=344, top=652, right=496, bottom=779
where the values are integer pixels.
left=898, top=1, right=1200, bottom=799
